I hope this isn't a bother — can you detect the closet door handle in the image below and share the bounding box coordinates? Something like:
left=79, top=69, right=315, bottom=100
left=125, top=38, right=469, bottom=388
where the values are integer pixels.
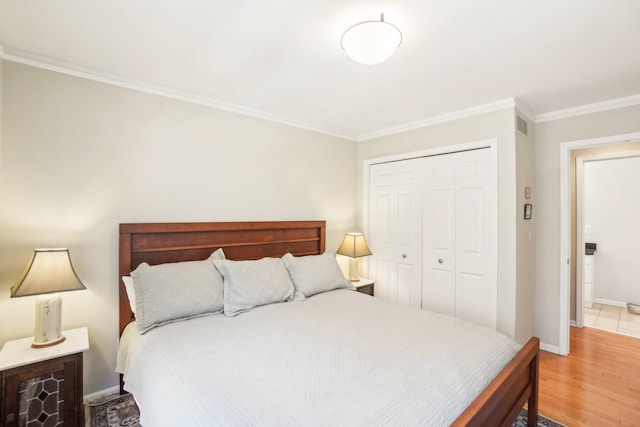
left=438, top=258, right=443, bottom=264
left=402, top=254, right=407, bottom=258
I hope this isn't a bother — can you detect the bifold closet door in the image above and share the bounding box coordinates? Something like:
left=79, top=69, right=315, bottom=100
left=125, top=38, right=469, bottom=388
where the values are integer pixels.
left=368, top=159, right=422, bottom=308
left=421, top=148, right=497, bottom=329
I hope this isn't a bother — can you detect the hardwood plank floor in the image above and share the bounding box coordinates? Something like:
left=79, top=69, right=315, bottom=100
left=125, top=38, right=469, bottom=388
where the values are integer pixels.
left=539, top=326, right=640, bottom=426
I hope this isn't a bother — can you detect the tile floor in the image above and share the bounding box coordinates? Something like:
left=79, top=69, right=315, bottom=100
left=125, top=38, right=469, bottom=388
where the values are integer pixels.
left=584, top=303, right=640, bottom=339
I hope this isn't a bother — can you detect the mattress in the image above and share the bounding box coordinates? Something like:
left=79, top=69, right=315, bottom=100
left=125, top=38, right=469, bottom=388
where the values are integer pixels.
left=117, top=289, right=521, bottom=426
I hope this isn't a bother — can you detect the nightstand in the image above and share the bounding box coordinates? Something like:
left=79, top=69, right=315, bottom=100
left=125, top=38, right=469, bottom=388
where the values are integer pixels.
left=0, top=327, right=89, bottom=427
left=353, top=278, right=375, bottom=296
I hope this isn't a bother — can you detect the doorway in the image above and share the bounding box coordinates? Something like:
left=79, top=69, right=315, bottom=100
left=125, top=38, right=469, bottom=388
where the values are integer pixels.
left=577, top=153, right=640, bottom=338
left=559, top=133, right=640, bottom=355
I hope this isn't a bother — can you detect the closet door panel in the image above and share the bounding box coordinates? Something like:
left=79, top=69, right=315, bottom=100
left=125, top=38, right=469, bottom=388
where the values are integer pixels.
left=374, top=259, right=395, bottom=302
left=457, top=187, right=483, bottom=271
left=397, top=186, right=422, bottom=308
left=368, top=160, right=422, bottom=306
left=369, top=163, right=394, bottom=300
left=397, top=264, right=416, bottom=307
left=422, top=157, right=456, bottom=314
left=456, top=272, right=488, bottom=325
left=422, top=268, right=455, bottom=315
left=455, top=151, right=496, bottom=329
left=431, top=189, right=454, bottom=262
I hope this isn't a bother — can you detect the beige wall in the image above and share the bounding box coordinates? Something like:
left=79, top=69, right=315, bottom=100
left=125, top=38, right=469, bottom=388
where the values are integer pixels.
left=514, top=110, right=536, bottom=344
left=356, top=108, right=535, bottom=343
left=535, top=104, right=640, bottom=348
left=0, top=61, right=357, bottom=394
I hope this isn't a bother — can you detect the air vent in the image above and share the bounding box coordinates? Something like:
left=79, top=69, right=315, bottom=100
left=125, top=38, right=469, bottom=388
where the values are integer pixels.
left=516, top=115, right=528, bottom=135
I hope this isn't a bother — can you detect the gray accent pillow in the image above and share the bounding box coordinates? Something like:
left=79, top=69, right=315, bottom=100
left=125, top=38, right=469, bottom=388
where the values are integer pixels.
left=132, top=248, right=225, bottom=334
left=282, top=251, right=354, bottom=297
left=213, top=257, right=295, bottom=317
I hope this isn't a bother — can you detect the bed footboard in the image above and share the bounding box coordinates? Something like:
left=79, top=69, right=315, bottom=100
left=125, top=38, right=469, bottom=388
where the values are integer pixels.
left=451, top=336, right=539, bottom=427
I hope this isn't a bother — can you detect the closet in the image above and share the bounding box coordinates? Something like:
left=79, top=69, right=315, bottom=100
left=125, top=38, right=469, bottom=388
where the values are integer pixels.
left=367, top=148, right=497, bottom=329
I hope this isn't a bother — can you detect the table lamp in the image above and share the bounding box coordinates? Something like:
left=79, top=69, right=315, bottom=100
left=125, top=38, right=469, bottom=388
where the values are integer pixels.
left=336, top=232, right=372, bottom=282
left=10, top=248, right=86, bottom=348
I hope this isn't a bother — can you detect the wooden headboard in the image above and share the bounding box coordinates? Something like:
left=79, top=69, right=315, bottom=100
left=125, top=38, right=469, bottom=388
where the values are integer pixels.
left=118, top=220, right=326, bottom=335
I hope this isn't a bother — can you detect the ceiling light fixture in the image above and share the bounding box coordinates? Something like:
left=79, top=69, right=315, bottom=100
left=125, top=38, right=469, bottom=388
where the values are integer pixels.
left=341, top=13, right=402, bottom=65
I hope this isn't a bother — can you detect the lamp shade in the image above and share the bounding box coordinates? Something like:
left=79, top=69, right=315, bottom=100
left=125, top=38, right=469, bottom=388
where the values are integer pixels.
left=341, top=13, right=402, bottom=65
left=11, top=248, right=86, bottom=298
left=336, top=233, right=372, bottom=259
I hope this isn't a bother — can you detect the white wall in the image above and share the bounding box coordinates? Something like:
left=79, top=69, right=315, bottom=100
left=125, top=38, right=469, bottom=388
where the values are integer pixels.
left=0, top=60, right=357, bottom=394
left=584, top=156, right=640, bottom=305
left=535, top=104, right=640, bottom=349
left=356, top=108, right=535, bottom=344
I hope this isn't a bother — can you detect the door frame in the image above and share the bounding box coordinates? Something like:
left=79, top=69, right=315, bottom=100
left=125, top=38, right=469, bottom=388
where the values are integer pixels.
left=363, top=138, right=497, bottom=280
left=558, top=131, right=640, bottom=355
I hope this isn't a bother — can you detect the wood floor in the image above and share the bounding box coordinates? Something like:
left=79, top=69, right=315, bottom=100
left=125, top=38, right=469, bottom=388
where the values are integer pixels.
left=538, top=326, right=640, bottom=426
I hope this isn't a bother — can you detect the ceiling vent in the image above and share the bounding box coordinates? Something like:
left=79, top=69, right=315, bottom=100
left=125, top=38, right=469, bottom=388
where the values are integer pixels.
left=516, top=115, right=528, bottom=136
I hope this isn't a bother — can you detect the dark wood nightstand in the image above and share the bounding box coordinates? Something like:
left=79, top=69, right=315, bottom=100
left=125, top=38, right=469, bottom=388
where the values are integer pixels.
left=0, top=327, right=89, bottom=427
left=354, top=278, right=375, bottom=296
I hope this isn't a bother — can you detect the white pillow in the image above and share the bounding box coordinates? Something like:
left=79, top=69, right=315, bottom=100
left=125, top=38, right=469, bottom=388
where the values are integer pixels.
left=132, top=248, right=225, bottom=334
left=282, top=251, right=354, bottom=297
left=122, top=275, right=136, bottom=314
left=213, top=257, right=296, bottom=317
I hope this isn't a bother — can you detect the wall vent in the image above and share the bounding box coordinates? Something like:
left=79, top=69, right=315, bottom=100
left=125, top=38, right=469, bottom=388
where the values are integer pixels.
left=516, top=115, right=528, bottom=135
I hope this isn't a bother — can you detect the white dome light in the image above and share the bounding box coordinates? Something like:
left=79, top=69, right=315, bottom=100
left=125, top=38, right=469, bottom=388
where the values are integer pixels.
left=341, top=13, right=402, bottom=65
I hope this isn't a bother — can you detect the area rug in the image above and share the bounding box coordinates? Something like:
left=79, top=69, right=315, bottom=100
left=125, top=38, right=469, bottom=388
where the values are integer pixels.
left=514, top=408, right=566, bottom=427
left=87, top=393, right=565, bottom=427
left=87, top=393, right=140, bottom=427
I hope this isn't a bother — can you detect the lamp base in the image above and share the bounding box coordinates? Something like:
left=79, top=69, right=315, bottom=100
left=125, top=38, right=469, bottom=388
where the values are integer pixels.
left=347, top=258, right=360, bottom=282
left=32, top=293, right=64, bottom=349
left=32, top=335, right=66, bottom=349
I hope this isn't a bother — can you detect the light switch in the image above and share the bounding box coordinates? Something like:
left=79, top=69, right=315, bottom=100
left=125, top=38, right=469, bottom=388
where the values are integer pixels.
left=585, top=225, right=592, bottom=234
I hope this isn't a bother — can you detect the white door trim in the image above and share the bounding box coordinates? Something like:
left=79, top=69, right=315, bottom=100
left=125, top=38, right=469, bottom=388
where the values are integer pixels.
left=363, top=139, right=497, bottom=280
left=574, top=157, right=585, bottom=329
left=558, top=132, right=640, bottom=356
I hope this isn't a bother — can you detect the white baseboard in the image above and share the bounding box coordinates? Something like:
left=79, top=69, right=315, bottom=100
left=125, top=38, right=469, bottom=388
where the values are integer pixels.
left=593, top=298, right=627, bottom=308
left=539, top=341, right=562, bottom=355
left=84, top=385, right=120, bottom=404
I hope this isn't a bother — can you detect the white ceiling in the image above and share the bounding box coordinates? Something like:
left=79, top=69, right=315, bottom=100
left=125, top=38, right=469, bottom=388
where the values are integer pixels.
left=1, top=0, right=639, bottom=140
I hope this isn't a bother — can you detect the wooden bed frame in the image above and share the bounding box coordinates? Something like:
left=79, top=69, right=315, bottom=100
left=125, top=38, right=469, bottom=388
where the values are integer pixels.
left=118, top=220, right=539, bottom=427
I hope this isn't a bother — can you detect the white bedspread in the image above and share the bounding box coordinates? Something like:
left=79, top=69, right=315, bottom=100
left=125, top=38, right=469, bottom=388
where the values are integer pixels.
left=118, top=290, right=521, bottom=426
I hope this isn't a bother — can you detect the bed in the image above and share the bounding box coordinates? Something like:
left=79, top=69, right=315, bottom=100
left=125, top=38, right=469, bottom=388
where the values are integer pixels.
left=117, top=220, right=539, bottom=426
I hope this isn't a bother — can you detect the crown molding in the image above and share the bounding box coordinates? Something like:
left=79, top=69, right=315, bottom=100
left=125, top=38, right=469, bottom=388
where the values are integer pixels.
left=535, top=94, right=640, bottom=123
left=0, top=46, right=357, bottom=141
left=3, top=43, right=638, bottom=140
left=357, top=98, right=517, bottom=141
left=4, top=45, right=519, bottom=143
